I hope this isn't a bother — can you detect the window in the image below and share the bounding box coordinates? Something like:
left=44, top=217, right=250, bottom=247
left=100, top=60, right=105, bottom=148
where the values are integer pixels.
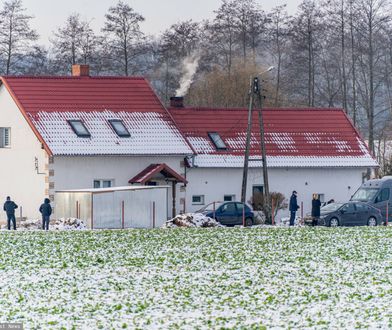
left=68, top=120, right=90, bottom=137
left=192, top=195, right=205, bottom=205
left=93, top=180, right=113, bottom=188
left=252, top=185, right=264, bottom=196
left=109, top=119, right=130, bottom=137
left=208, top=132, right=227, bottom=150
left=221, top=202, right=236, bottom=213
left=236, top=202, right=244, bottom=213
left=0, top=127, right=10, bottom=147
left=375, top=188, right=390, bottom=203
left=341, top=203, right=355, bottom=213
left=224, top=195, right=235, bottom=202
left=355, top=203, right=369, bottom=213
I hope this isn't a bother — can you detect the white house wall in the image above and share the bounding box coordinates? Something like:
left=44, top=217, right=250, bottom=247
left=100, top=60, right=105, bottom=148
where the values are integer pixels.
left=0, top=85, right=47, bottom=219
left=185, top=167, right=366, bottom=219
left=51, top=155, right=186, bottom=218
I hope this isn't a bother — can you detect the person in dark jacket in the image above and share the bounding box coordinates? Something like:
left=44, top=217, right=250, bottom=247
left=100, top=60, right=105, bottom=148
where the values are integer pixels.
left=3, top=196, right=18, bottom=230
left=311, top=194, right=322, bottom=226
left=39, top=198, right=52, bottom=230
left=289, top=191, right=299, bottom=226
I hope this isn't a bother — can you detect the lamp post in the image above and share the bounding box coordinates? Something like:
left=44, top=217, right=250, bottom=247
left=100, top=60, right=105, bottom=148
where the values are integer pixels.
left=241, top=67, right=274, bottom=222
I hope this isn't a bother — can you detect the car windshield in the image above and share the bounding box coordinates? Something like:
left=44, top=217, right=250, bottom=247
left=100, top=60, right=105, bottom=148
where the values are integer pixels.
left=321, top=203, right=344, bottom=213
left=196, top=202, right=224, bottom=213
left=351, top=188, right=379, bottom=202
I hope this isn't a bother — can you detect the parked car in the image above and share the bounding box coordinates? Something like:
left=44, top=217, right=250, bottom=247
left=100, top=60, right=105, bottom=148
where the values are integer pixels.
left=317, top=201, right=382, bottom=227
left=197, top=202, right=254, bottom=226
left=351, top=176, right=392, bottom=218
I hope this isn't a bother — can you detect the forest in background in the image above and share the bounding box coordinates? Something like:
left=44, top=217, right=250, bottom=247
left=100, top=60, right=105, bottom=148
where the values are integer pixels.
left=1, top=0, right=392, bottom=172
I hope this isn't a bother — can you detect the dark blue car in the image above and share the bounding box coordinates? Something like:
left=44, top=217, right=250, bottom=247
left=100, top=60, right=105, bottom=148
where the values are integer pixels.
left=197, top=202, right=254, bottom=226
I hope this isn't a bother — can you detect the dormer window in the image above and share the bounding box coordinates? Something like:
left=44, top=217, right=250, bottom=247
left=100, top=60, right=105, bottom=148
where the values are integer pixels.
left=208, top=132, right=227, bottom=150
left=68, top=120, right=90, bottom=137
left=109, top=119, right=130, bottom=137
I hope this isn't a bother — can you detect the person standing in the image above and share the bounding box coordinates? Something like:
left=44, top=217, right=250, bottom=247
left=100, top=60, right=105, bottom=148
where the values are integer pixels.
left=39, top=198, right=52, bottom=231
left=311, top=194, right=322, bottom=226
left=3, top=196, right=18, bottom=230
left=289, top=191, right=299, bottom=226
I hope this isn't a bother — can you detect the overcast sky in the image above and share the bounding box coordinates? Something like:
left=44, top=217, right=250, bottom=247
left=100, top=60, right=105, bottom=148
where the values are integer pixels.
left=23, top=0, right=302, bottom=45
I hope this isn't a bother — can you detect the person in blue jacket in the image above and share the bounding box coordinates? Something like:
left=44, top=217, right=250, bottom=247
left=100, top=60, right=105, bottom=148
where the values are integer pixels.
left=289, top=191, right=299, bottom=226
left=3, top=196, right=18, bottom=230
left=39, top=198, right=52, bottom=230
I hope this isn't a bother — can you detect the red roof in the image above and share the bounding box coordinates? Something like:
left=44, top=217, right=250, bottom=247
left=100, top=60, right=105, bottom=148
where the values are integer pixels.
left=2, top=76, right=162, bottom=113
left=129, top=163, right=187, bottom=184
left=0, top=76, right=194, bottom=156
left=168, top=107, right=377, bottom=168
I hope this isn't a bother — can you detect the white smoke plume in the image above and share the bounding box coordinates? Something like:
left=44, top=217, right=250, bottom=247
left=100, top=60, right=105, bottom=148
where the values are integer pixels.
left=175, top=53, right=201, bottom=96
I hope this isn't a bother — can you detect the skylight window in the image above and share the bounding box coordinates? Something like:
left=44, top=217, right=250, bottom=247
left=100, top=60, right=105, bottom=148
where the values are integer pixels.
left=109, top=119, right=130, bottom=137
left=208, top=132, right=227, bottom=150
left=68, top=120, right=91, bottom=137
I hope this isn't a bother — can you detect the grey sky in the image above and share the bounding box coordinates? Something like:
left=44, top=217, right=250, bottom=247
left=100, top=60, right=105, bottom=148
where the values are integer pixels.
left=23, top=0, right=302, bottom=46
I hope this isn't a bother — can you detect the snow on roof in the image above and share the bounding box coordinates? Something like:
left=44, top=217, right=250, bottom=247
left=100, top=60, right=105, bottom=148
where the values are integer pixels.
left=169, top=107, right=378, bottom=168
left=1, top=76, right=193, bottom=156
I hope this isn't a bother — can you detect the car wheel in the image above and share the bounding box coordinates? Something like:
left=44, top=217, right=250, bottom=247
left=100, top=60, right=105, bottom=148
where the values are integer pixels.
left=368, top=217, right=377, bottom=226
left=329, top=217, right=339, bottom=227
left=245, top=217, right=253, bottom=227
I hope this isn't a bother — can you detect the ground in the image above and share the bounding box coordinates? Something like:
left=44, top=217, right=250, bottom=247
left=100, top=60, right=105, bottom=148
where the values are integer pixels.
left=0, top=227, right=391, bottom=329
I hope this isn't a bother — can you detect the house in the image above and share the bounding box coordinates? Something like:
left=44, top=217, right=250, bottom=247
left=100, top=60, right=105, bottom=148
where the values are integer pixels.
left=0, top=65, right=378, bottom=222
left=168, top=98, right=378, bottom=218
left=0, top=65, right=193, bottom=219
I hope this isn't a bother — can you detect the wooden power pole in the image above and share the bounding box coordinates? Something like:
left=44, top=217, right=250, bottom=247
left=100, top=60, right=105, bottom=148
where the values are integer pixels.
left=241, top=76, right=271, bottom=222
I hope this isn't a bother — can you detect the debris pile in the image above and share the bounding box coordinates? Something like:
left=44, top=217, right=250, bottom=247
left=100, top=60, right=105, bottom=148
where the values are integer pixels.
left=14, top=218, right=87, bottom=230
left=163, top=213, right=222, bottom=228
left=52, top=218, right=87, bottom=230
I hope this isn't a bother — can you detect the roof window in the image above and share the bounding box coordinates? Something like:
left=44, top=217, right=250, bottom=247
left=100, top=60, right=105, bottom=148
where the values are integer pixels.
left=208, top=132, right=227, bottom=150
left=109, top=119, right=130, bottom=137
left=68, top=120, right=91, bottom=137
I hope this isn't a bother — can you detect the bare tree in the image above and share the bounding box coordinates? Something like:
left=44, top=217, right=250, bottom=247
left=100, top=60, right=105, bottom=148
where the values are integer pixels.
left=267, top=5, right=290, bottom=106
left=102, top=0, right=145, bottom=76
left=0, top=0, right=38, bottom=75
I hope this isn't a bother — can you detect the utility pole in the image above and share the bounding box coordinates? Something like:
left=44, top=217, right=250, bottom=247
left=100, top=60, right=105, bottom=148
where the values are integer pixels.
left=241, top=68, right=274, bottom=222
left=256, top=79, right=271, bottom=222
left=241, top=77, right=256, bottom=203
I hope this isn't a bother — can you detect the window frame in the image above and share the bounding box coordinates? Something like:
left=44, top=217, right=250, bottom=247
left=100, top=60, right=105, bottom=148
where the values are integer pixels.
left=93, top=179, right=114, bottom=189
left=0, top=127, right=11, bottom=148
left=192, top=195, right=205, bottom=205
left=224, top=194, right=235, bottom=202
left=208, top=132, right=227, bottom=150
left=68, top=120, right=91, bottom=138
left=108, top=119, right=131, bottom=137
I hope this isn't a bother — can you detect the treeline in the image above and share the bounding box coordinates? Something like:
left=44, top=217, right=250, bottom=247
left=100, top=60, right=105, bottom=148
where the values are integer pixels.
left=2, top=0, right=392, bottom=169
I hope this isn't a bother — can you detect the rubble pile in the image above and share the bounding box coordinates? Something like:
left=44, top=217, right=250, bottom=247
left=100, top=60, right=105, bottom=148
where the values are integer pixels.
left=15, top=218, right=87, bottom=230
left=163, top=213, right=222, bottom=228
left=51, top=218, right=87, bottom=230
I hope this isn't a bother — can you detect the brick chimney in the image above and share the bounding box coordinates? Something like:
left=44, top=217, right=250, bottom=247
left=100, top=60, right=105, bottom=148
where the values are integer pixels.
left=72, top=64, right=90, bottom=77
left=170, top=96, right=184, bottom=108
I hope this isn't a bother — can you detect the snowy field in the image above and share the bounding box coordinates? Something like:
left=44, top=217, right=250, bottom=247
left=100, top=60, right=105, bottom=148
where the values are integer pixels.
left=1, top=227, right=392, bottom=329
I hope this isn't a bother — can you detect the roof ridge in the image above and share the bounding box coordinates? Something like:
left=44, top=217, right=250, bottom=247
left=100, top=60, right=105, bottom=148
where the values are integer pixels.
left=169, top=107, right=345, bottom=111
left=1, top=75, right=146, bottom=80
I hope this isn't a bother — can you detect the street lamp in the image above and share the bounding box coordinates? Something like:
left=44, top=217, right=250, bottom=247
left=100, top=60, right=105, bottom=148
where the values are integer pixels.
left=241, top=66, right=275, bottom=223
